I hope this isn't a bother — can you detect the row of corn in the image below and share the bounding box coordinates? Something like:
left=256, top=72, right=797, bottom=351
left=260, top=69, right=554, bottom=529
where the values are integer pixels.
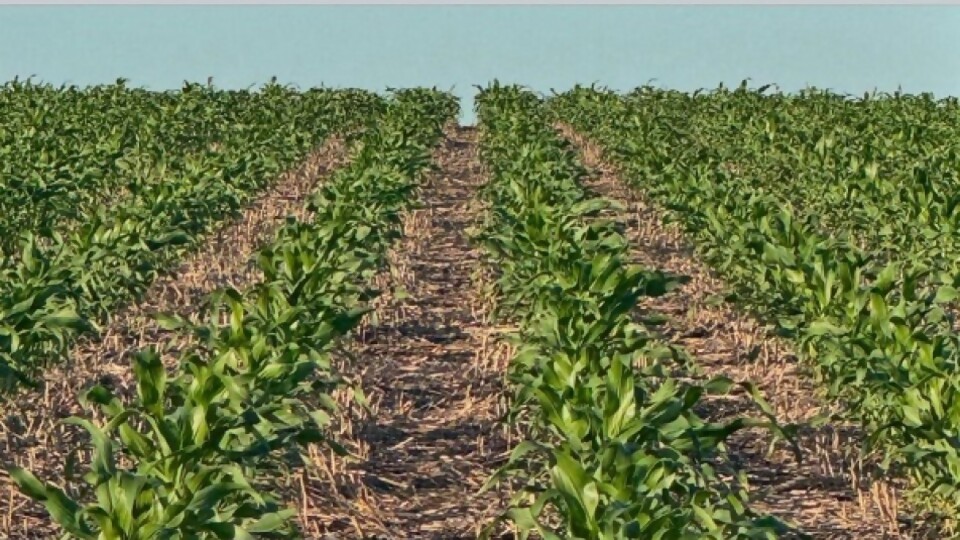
left=472, top=83, right=791, bottom=539
left=8, top=89, right=459, bottom=539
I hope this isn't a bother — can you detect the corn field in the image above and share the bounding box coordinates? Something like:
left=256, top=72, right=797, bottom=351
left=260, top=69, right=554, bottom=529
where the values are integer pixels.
left=0, top=79, right=957, bottom=539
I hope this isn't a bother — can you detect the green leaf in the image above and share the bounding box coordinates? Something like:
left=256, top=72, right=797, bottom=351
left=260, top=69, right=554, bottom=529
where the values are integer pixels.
left=9, top=467, right=95, bottom=539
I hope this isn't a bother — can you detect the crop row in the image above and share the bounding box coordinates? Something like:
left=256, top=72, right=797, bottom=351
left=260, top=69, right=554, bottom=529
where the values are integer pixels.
left=0, top=82, right=385, bottom=394
left=473, top=83, right=790, bottom=539
left=8, top=88, right=459, bottom=539
left=549, top=84, right=960, bottom=531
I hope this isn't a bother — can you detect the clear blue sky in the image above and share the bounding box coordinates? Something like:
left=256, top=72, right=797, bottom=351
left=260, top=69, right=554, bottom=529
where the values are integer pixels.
left=1, top=5, right=957, bottom=123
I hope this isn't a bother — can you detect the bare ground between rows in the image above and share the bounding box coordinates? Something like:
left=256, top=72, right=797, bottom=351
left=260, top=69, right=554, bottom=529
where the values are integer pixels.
left=294, top=126, right=513, bottom=539
left=0, top=137, right=350, bottom=539
left=557, top=124, right=927, bottom=539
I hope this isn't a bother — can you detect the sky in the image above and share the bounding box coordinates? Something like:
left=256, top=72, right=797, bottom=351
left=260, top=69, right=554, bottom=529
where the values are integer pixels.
left=1, top=5, right=957, bottom=124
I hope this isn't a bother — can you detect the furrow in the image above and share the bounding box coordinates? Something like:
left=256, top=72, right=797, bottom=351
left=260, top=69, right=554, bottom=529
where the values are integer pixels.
left=297, top=126, right=513, bottom=539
